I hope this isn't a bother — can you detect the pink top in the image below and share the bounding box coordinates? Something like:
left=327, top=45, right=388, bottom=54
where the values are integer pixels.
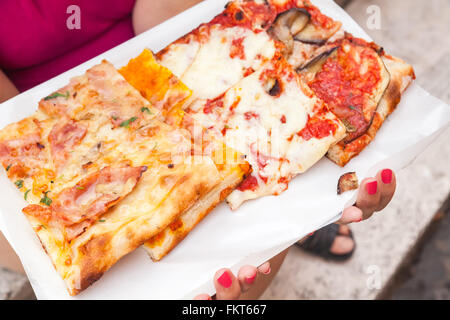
left=0, top=0, right=136, bottom=91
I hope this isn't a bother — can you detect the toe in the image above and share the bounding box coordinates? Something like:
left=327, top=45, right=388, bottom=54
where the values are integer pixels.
left=329, top=235, right=355, bottom=256
left=338, top=224, right=351, bottom=236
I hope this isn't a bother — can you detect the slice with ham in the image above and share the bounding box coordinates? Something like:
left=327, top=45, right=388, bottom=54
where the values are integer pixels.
left=23, top=166, right=147, bottom=241
left=0, top=133, right=46, bottom=178
left=48, top=120, right=87, bottom=170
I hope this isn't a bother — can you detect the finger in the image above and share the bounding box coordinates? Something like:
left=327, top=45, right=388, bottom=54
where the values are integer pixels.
left=237, top=265, right=258, bottom=293
left=375, top=169, right=396, bottom=212
left=257, top=261, right=271, bottom=275
left=338, top=205, right=363, bottom=224
left=194, top=294, right=212, bottom=300
left=356, top=177, right=381, bottom=220
left=214, top=269, right=241, bottom=300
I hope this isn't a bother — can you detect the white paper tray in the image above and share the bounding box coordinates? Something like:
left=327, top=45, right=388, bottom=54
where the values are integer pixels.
left=0, top=0, right=449, bottom=299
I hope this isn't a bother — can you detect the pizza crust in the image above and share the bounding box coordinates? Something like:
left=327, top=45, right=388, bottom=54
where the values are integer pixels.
left=144, top=166, right=248, bottom=261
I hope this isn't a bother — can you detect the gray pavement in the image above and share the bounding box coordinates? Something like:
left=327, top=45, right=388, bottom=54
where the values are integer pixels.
left=391, top=201, right=450, bottom=300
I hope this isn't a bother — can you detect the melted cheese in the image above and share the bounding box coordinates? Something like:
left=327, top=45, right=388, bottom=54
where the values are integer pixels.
left=157, top=40, right=200, bottom=78
left=188, top=59, right=345, bottom=209
left=160, top=25, right=277, bottom=99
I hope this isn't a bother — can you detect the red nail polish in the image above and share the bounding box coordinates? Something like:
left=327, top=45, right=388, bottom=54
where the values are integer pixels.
left=308, top=231, right=315, bottom=236
left=356, top=217, right=363, bottom=223
left=381, top=169, right=392, bottom=184
left=366, top=181, right=378, bottom=195
left=217, top=271, right=232, bottom=288
left=245, top=273, right=256, bottom=285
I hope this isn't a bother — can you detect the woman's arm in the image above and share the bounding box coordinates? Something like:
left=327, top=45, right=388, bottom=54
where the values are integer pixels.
left=0, top=69, right=19, bottom=103
left=132, top=0, right=204, bottom=35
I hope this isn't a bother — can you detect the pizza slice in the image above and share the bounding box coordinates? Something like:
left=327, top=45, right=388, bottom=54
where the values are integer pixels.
left=220, top=0, right=343, bottom=69
left=119, top=49, right=193, bottom=124
left=156, top=4, right=280, bottom=100
left=146, top=1, right=347, bottom=209
left=143, top=137, right=249, bottom=261
left=238, top=0, right=415, bottom=166
left=298, top=34, right=415, bottom=166
left=120, top=50, right=251, bottom=260
left=0, top=61, right=250, bottom=295
left=183, top=56, right=346, bottom=209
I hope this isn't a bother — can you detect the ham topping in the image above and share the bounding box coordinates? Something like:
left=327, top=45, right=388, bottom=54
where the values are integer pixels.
left=48, top=120, right=87, bottom=169
left=23, top=166, right=147, bottom=241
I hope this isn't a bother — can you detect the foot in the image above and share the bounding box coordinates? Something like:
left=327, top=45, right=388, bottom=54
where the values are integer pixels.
left=296, top=223, right=355, bottom=261
left=329, top=225, right=355, bottom=256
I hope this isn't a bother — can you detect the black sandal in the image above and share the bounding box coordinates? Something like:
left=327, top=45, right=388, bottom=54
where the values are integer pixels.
left=296, top=223, right=356, bottom=261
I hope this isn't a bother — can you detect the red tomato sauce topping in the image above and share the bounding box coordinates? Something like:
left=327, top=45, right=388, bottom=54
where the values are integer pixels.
left=297, top=116, right=337, bottom=141
left=208, top=4, right=254, bottom=30
left=244, top=111, right=260, bottom=121
left=309, top=41, right=382, bottom=142
left=230, top=37, right=246, bottom=60
left=204, top=93, right=225, bottom=114
left=237, top=174, right=259, bottom=192
left=243, top=67, right=255, bottom=77
left=240, top=1, right=277, bottom=28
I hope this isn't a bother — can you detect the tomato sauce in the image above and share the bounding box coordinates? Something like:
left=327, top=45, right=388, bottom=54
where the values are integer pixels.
left=244, top=111, right=260, bottom=121
left=229, top=96, right=241, bottom=113
left=297, top=116, right=337, bottom=141
left=303, top=1, right=335, bottom=29
left=241, top=1, right=277, bottom=28
left=243, top=67, right=255, bottom=77
left=309, top=40, right=381, bottom=142
left=208, top=6, right=253, bottom=30
left=258, top=174, right=268, bottom=184
left=237, top=174, right=259, bottom=192
left=230, top=37, right=246, bottom=60
left=203, top=93, right=225, bottom=114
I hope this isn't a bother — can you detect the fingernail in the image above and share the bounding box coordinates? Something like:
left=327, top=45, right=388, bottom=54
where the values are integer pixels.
left=366, top=181, right=377, bottom=195
left=355, top=217, right=363, bottom=223
left=261, top=266, right=271, bottom=275
left=245, top=273, right=256, bottom=285
left=381, top=169, right=393, bottom=184
left=217, top=271, right=232, bottom=288
left=308, top=231, right=315, bottom=236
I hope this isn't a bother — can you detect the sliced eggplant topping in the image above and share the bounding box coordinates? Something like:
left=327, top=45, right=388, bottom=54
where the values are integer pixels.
left=337, top=172, right=359, bottom=195
left=372, top=55, right=391, bottom=110
left=341, top=119, right=357, bottom=133
left=269, top=8, right=310, bottom=53
left=269, top=79, right=282, bottom=97
left=297, top=46, right=338, bottom=76
left=263, top=78, right=282, bottom=97
left=294, top=21, right=340, bottom=46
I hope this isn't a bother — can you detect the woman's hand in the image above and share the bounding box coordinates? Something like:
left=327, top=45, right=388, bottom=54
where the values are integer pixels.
left=195, top=168, right=396, bottom=300
left=194, top=262, right=272, bottom=300
left=338, top=168, right=396, bottom=224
